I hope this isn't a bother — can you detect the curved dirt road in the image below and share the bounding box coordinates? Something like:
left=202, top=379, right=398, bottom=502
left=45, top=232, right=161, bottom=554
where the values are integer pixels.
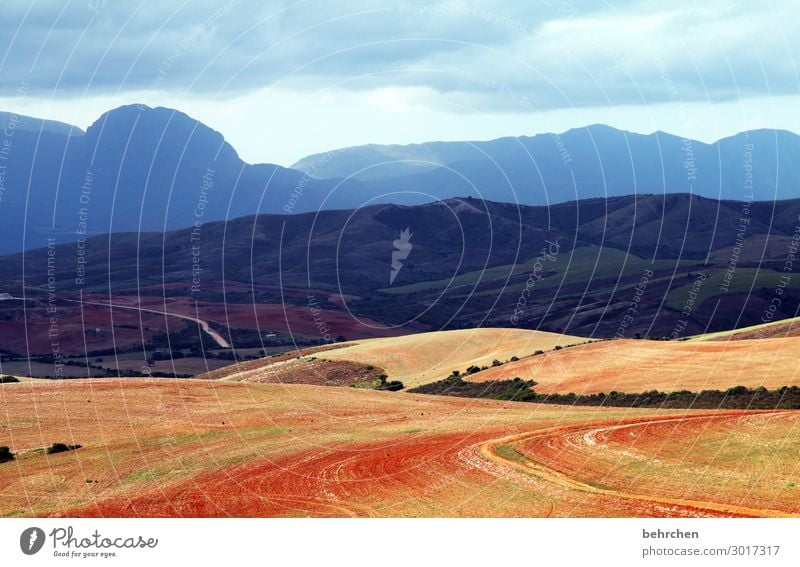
left=481, top=411, right=800, bottom=518
left=67, top=298, right=231, bottom=348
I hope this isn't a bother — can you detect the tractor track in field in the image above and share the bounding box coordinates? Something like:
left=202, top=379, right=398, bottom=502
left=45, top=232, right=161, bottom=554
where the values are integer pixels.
left=480, top=410, right=800, bottom=518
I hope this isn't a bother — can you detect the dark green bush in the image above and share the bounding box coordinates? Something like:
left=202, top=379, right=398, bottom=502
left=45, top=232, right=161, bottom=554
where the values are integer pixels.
left=46, top=443, right=82, bottom=455
left=0, top=446, right=14, bottom=463
left=0, top=375, right=20, bottom=383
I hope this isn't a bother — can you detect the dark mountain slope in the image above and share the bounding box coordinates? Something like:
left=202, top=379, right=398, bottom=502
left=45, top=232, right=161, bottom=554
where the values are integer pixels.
left=3, top=195, right=800, bottom=346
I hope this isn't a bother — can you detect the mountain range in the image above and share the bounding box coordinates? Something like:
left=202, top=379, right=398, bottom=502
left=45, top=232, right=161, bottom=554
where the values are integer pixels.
left=4, top=194, right=799, bottom=348
left=1, top=104, right=799, bottom=254
left=294, top=124, right=800, bottom=203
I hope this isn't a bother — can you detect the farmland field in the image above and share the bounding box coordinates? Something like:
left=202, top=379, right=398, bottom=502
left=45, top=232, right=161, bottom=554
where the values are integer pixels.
left=317, top=328, right=579, bottom=388
left=464, top=337, right=800, bottom=393
left=1, top=379, right=798, bottom=518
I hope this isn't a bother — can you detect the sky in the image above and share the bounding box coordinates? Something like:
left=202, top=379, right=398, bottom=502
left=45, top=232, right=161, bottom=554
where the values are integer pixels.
left=0, top=0, right=798, bottom=166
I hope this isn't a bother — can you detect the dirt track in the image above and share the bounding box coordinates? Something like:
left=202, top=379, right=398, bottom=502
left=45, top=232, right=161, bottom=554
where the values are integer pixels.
left=482, top=411, right=800, bottom=518
left=4, top=379, right=797, bottom=518
left=67, top=298, right=232, bottom=348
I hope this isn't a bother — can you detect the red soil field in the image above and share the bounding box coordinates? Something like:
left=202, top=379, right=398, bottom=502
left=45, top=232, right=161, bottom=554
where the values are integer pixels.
left=81, top=294, right=404, bottom=340
left=506, top=411, right=800, bottom=517
left=2, top=379, right=793, bottom=518
left=0, top=290, right=407, bottom=357
left=0, top=303, right=188, bottom=355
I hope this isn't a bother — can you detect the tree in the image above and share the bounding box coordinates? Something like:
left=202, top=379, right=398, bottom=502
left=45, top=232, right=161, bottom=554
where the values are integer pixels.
left=0, top=446, right=15, bottom=463
left=46, top=443, right=82, bottom=455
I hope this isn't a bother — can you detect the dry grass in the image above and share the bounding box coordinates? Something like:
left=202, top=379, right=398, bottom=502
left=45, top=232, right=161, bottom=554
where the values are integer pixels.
left=513, top=411, right=800, bottom=515
left=318, top=328, right=579, bottom=388
left=0, top=378, right=676, bottom=517
left=1, top=379, right=794, bottom=517
left=689, top=316, right=800, bottom=342
left=466, top=337, right=800, bottom=394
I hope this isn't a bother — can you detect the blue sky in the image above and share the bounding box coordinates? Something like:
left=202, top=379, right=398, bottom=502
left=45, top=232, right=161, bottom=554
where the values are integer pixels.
left=1, top=0, right=798, bottom=165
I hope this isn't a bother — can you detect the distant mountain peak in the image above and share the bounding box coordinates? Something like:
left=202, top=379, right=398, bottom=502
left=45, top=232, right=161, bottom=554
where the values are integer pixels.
left=0, top=111, right=83, bottom=137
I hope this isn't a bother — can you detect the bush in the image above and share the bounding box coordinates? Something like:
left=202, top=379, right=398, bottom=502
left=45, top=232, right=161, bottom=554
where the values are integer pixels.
left=492, top=359, right=502, bottom=367
left=0, top=375, right=20, bottom=383
left=352, top=374, right=404, bottom=392
left=46, top=443, right=82, bottom=455
left=0, top=446, right=14, bottom=463
left=509, top=356, right=519, bottom=362
left=376, top=380, right=404, bottom=392
left=409, top=376, right=537, bottom=401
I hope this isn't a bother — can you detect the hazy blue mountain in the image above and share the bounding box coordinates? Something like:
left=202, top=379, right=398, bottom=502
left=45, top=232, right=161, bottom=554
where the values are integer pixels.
left=294, top=125, right=800, bottom=205
left=2, top=104, right=798, bottom=255
left=0, top=111, right=83, bottom=137
left=0, top=105, right=376, bottom=254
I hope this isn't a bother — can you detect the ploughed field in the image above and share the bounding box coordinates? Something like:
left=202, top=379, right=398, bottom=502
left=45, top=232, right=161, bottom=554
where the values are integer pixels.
left=2, top=379, right=797, bottom=517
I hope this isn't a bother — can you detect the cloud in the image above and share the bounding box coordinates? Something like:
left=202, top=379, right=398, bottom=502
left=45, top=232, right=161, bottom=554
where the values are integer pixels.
left=0, top=0, right=797, bottom=113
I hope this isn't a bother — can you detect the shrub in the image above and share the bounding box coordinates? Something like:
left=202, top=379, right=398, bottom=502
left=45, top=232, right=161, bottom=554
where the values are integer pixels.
left=0, top=446, right=14, bottom=463
left=465, top=365, right=481, bottom=375
left=491, top=359, right=502, bottom=367
left=353, top=374, right=404, bottom=391
left=532, top=350, right=544, bottom=356
left=509, top=356, right=519, bottom=362
left=46, top=443, right=82, bottom=455
left=376, top=380, right=404, bottom=392
left=0, top=375, right=20, bottom=383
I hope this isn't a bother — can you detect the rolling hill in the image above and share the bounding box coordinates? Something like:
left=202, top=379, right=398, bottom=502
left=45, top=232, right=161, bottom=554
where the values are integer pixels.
left=210, top=328, right=579, bottom=389
left=463, top=336, right=800, bottom=394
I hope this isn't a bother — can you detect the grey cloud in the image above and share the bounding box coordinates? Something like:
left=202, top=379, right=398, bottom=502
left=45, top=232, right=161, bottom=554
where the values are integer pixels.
left=0, top=0, right=797, bottom=111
